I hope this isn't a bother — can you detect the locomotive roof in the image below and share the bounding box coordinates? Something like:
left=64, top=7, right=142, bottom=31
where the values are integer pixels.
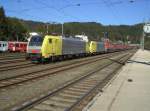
left=62, top=36, right=86, bottom=42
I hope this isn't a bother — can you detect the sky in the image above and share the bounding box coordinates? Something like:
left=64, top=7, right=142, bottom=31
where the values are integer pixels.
left=0, top=0, right=150, bottom=25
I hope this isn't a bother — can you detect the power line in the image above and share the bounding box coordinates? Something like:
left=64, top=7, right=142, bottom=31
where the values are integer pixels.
left=58, top=4, right=80, bottom=11
left=60, top=1, right=95, bottom=22
left=4, top=0, right=145, bottom=24
left=102, top=0, right=120, bottom=24
left=34, top=0, right=81, bottom=21
left=109, top=0, right=123, bottom=24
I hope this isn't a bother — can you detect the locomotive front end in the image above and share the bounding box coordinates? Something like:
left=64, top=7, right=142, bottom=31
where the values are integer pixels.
left=27, top=35, right=43, bottom=62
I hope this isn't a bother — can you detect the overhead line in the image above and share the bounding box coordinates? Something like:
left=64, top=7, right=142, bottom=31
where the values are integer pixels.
left=35, top=0, right=81, bottom=21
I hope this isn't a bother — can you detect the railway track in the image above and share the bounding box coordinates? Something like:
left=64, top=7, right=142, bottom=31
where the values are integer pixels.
left=0, top=50, right=128, bottom=72
left=0, top=53, right=25, bottom=59
left=0, top=50, right=133, bottom=89
left=0, top=55, right=25, bottom=60
left=0, top=58, right=26, bottom=65
left=10, top=50, right=134, bottom=111
left=0, top=53, right=25, bottom=65
left=0, top=50, right=133, bottom=72
left=0, top=62, right=36, bottom=72
left=0, top=52, right=25, bottom=55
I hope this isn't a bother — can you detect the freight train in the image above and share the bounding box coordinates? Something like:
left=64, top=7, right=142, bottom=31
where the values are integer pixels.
left=26, top=34, right=133, bottom=63
left=0, top=41, right=27, bottom=52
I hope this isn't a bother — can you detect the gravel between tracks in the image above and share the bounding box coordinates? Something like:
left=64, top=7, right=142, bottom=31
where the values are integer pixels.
left=0, top=52, right=131, bottom=110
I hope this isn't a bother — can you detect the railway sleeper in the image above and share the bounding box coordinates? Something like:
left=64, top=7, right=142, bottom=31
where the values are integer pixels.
left=33, top=103, right=66, bottom=111
left=57, top=93, right=79, bottom=100
left=50, top=97, right=77, bottom=103
left=68, top=87, right=89, bottom=92
left=61, top=91, right=85, bottom=96
left=58, top=93, right=81, bottom=99
left=43, top=100, right=71, bottom=108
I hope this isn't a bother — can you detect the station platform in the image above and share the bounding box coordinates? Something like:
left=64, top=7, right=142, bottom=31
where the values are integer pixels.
left=85, top=49, right=150, bottom=111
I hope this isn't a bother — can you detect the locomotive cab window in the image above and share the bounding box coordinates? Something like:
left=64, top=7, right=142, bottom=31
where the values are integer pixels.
left=49, top=39, right=52, bottom=44
left=29, top=36, right=43, bottom=46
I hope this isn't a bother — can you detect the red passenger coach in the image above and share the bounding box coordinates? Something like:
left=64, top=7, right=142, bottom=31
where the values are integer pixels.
left=8, top=41, right=27, bottom=52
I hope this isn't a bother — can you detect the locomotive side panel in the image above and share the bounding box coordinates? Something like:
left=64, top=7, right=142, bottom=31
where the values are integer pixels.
left=89, top=41, right=97, bottom=53
left=86, top=42, right=90, bottom=53
left=62, top=38, right=86, bottom=55
left=41, top=35, right=62, bottom=58
left=96, top=42, right=105, bottom=53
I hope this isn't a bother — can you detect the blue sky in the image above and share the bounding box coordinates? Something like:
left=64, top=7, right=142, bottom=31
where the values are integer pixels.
left=0, top=0, right=150, bottom=25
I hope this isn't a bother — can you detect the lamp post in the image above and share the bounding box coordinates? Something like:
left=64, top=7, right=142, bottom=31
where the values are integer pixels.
left=141, top=32, right=145, bottom=50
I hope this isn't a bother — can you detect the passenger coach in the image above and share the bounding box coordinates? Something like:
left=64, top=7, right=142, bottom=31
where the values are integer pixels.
left=0, top=41, right=8, bottom=52
left=8, top=41, right=27, bottom=52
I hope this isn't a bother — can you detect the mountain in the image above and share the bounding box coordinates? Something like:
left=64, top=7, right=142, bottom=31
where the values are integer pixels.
left=22, top=20, right=143, bottom=43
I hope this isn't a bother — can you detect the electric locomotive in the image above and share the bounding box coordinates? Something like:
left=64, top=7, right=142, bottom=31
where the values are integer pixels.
left=27, top=34, right=88, bottom=62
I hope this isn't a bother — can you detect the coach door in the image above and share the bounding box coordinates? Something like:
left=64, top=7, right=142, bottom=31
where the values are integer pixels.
left=50, top=38, right=57, bottom=56
left=54, top=39, right=60, bottom=56
left=48, top=37, right=61, bottom=56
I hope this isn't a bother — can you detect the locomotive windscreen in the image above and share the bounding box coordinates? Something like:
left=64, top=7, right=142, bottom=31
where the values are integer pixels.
left=29, top=36, right=43, bottom=46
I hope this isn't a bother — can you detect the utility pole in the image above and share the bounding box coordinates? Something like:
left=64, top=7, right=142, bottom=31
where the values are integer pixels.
left=46, top=23, right=49, bottom=34
left=126, top=35, right=129, bottom=44
left=62, top=23, right=64, bottom=36
left=141, top=31, right=145, bottom=50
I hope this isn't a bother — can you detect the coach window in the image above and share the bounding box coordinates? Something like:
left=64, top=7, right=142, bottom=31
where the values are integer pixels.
left=16, top=43, right=19, bottom=47
left=0, top=44, right=1, bottom=47
left=3, top=44, right=5, bottom=47
left=20, top=44, right=23, bottom=47
left=49, top=39, right=52, bottom=44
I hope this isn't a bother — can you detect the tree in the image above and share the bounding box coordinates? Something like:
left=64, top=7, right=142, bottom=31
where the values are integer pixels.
left=0, top=7, right=8, bottom=40
left=0, top=7, right=27, bottom=41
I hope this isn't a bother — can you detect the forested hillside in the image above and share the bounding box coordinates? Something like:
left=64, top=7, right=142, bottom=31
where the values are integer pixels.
left=0, top=7, right=27, bottom=41
left=1, top=6, right=149, bottom=48
left=22, top=20, right=143, bottom=43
